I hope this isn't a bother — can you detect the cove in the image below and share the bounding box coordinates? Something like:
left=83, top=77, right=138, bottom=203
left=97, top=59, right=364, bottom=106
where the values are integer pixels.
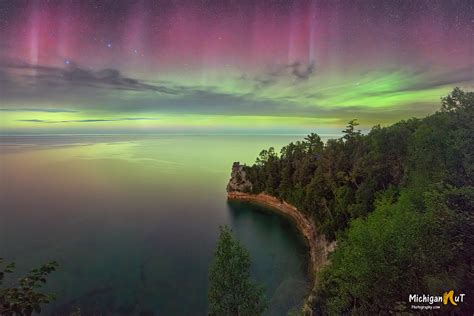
left=0, top=135, right=327, bottom=315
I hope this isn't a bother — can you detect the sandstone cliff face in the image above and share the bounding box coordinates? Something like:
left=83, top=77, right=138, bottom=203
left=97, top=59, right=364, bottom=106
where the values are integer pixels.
left=226, top=162, right=253, bottom=193
left=226, top=162, right=336, bottom=315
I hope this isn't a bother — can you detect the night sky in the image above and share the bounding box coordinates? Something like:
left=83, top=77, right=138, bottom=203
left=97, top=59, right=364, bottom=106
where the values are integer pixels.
left=0, top=0, right=473, bottom=133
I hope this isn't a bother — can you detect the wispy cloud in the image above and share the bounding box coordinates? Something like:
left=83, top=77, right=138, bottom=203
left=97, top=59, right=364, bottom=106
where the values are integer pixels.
left=0, top=61, right=179, bottom=94
left=243, top=61, right=316, bottom=88
left=17, top=118, right=160, bottom=124
left=289, top=61, right=316, bottom=80
left=1, top=59, right=472, bottom=127
left=0, top=108, right=78, bottom=113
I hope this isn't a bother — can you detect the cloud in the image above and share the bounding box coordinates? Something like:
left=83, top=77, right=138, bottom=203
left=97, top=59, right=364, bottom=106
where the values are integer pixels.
left=1, top=58, right=471, bottom=127
left=289, top=61, right=315, bottom=80
left=400, top=65, right=474, bottom=92
left=17, top=117, right=160, bottom=124
left=0, top=61, right=179, bottom=94
left=0, top=60, right=303, bottom=117
left=243, top=60, right=316, bottom=89
left=17, top=119, right=45, bottom=123
left=0, top=108, right=78, bottom=113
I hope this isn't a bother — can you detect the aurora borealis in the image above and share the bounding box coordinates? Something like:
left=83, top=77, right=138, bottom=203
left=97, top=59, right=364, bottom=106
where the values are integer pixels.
left=0, top=0, right=473, bottom=134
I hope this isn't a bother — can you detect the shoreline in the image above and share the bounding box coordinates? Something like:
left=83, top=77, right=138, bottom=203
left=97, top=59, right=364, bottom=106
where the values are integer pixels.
left=227, top=191, right=335, bottom=314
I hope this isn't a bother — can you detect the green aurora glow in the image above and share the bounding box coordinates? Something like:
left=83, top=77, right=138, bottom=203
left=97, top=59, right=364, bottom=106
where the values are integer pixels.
left=0, top=1, right=472, bottom=134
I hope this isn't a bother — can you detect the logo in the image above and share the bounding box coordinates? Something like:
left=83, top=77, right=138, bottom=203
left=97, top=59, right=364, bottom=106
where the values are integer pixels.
left=443, top=290, right=465, bottom=306
left=409, top=290, right=466, bottom=311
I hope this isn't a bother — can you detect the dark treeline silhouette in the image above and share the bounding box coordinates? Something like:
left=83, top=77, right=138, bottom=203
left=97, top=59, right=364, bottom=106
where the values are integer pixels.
left=0, top=259, right=58, bottom=315
left=242, top=88, right=474, bottom=314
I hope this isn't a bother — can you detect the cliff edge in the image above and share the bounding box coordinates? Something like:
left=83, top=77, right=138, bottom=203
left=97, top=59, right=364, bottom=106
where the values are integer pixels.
left=226, top=162, right=335, bottom=314
left=226, top=162, right=253, bottom=193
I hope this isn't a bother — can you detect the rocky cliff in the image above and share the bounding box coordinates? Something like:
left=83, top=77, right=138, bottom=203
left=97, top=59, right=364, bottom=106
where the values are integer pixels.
left=226, top=162, right=253, bottom=193
left=226, top=162, right=335, bottom=315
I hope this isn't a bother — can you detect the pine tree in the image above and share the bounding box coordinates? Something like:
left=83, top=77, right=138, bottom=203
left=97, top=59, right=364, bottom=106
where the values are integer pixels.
left=342, top=119, right=361, bottom=141
left=208, top=226, right=267, bottom=316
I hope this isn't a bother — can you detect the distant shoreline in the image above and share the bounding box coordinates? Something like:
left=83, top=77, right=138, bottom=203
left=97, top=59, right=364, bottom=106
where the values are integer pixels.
left=227, top=191, right=335, bottom=314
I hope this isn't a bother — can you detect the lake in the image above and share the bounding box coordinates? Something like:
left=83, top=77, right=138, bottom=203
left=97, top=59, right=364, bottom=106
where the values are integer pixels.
left=0, top=134, right=327, bottom=315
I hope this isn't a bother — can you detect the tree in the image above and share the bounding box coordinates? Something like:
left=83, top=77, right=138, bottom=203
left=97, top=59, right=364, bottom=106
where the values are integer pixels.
left=239, top=88, right=474, bottom=313
left=304, top=133, right=323, bottom=153
left=0, top=258, right=58, bottom=315
left=440, top=87, right=474, bottom=112
left=208, top=226, right=267, bottom=316
left=342, top=119, right=361, bottom=141
left=315, top=189, right=454, bottom=314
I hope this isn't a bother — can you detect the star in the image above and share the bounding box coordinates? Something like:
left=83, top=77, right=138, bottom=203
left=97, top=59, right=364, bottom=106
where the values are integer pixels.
left=107, top=43, right=112, bottom=48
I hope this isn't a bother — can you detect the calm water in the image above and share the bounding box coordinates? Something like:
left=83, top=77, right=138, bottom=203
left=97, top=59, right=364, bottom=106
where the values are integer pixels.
left=0, top=135, right=323, bottom=315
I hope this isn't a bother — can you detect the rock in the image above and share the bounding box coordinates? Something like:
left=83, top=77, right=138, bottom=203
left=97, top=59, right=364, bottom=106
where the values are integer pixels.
left=227, top=187, right=337, bottom=315
left=226, top=162, right=253, bottom=193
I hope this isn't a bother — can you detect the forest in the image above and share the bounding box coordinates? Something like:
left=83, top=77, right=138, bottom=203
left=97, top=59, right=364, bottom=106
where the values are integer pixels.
left=243, top=88, right=473, bottom=314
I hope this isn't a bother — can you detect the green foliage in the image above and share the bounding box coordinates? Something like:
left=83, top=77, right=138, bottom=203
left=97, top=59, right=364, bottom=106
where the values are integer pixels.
left=440, top=87, right=474, bottom=112
left=342, top=119, right=361, bottom=141
left=0, top=259, right=58, bottom=315
left=208, top=226, right=267, bottom=316
left=242, top=88, right=474, bottom=313
left=315, top=189, right=454, bottom=314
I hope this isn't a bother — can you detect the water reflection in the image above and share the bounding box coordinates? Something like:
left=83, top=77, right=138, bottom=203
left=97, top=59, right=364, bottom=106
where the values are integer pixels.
left=0, top=135, right=312, bottom=315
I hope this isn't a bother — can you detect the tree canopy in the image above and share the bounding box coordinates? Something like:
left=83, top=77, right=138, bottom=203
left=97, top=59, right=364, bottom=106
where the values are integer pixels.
left=242, top=88, right=474, bottom=314
left=208, top=226, right=267, bottom=316
left=0, top=259, right=58, bottom=315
